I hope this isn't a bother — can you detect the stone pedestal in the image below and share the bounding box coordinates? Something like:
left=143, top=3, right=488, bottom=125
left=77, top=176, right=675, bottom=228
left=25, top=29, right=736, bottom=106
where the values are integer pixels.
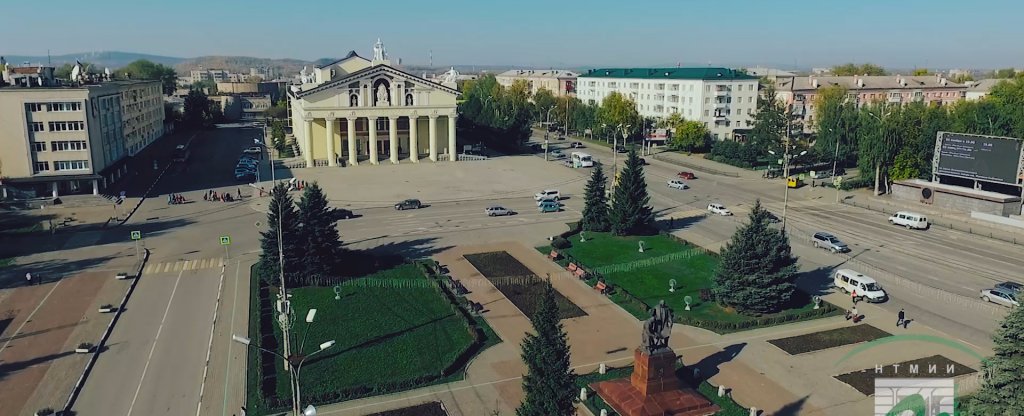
left=591, top=348, right=719, bottom=416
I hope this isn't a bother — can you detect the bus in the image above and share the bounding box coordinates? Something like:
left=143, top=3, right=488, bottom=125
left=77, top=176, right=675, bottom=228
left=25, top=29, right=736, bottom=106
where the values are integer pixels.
left=172, top=143, right=191, bottom=163
left=570, top=152, right=594, bottom=168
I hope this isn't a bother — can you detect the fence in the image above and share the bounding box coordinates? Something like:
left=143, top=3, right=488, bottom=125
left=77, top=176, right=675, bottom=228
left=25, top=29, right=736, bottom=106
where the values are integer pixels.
left=651, top=153, right=740, bottom=177
left=588, top=248, right=706, bottom=275
left=841, top=199, right=1023, bottom=246
left=456, top=154, right=489, bottom=161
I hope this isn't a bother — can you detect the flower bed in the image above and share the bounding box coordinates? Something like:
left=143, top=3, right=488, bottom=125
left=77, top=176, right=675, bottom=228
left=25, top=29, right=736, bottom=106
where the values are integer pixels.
left=768, top=325, right=891, bottom=355
left=834, top=355, right=976, bottom=395
left=463, top=251, right=586, bottom=320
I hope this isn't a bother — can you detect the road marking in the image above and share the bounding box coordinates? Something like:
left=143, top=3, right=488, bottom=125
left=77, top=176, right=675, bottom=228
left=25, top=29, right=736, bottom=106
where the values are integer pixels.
left=197, top=263, right=227, bottom=416
left=0, top=279, right=63, bottom=356
left=221, top=260, right=242, bottom=416
left=127, top=268, right=185, bottom=416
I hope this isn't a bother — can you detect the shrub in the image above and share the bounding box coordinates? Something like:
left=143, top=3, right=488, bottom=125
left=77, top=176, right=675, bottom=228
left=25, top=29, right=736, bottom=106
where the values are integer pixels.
left=551, top=237, right=572, bottom=249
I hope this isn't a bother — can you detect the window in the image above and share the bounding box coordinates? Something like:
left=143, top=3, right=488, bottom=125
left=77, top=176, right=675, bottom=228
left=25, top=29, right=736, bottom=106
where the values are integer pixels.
left=29, top=122, right=45, bottom=132
left=32, top=142, right=47, bottom=151
left=34, top=161, right=49, bottom=173
left=748, top=97, right=753, bottom=103
left=704, top=110, right=710, bottom=117
left=52, top=140, right=88, bottom=151
left=48, top=121, right=85, bottom=131
left=705, top=97, right=710, bottom=104
left=54, top=160, right=89, bottom=171
left=49, top=102, right=82, bottom=112
left=27, top=103, right=45, bottom=112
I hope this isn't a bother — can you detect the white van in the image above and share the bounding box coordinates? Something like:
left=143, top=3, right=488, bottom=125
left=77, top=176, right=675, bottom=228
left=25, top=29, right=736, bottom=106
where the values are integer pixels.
left=888, top=211, right=929, bottom=230
left=833, top=269, right=888, bottom=303
left=570, top=152, right=594, bottom=168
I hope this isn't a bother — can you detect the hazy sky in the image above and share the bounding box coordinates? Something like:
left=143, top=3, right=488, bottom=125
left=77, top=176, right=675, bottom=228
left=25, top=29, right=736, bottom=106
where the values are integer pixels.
left=2, top=0, right=1021, bottom=69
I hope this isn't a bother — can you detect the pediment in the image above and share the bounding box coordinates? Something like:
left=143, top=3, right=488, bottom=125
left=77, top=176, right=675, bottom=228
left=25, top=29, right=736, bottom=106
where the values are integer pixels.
left=297, top=64, right=459, bottom=100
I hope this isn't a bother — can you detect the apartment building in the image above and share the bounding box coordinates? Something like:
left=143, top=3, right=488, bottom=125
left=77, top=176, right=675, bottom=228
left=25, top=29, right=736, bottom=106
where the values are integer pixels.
left=495, top=69, right=578, bottom=97
left=0, top=73, right=164, bottom=198
left=576, top=67, right=760, bottom=140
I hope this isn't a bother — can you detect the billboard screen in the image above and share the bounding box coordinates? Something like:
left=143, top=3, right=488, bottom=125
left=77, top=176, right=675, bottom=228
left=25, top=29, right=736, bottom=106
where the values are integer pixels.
left=935, top=132, right=1023, bottom=184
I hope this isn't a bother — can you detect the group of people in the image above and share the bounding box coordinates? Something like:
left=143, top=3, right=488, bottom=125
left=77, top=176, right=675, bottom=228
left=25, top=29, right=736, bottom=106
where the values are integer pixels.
left=204, top=188, right=242, bottom=202
left=167, top=193, right=187, bottom=205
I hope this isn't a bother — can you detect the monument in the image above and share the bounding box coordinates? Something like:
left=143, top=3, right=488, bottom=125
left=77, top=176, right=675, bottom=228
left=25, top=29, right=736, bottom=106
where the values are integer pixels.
left=590, top=301, right=719, bottom=416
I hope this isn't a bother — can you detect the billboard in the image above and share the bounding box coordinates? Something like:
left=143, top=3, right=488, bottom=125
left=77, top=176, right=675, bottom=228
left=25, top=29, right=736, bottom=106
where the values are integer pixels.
left=935, top=132, right=1023, bottom=185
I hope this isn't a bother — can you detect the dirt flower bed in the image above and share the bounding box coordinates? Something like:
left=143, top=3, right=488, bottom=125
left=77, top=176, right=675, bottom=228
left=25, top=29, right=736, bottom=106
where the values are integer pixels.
left=464, top=251, right=585, bottom=320
left=768, top=325, right=891, bottom=355
left=365, top=401, right=449, bottom=416
left=834, top=355, right=976, bottom=395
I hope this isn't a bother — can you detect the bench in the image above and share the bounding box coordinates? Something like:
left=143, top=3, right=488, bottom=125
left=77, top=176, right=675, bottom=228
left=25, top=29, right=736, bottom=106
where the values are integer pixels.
left=594, top=281, right=613, bottom=295
left=699, top=288, right=713, bottom=302
left=548, top=250, right=561, bottom=261
left=573, top=268, right=587, bottom=280
left=469, top=301, right=484, bottom=315
left=567, top=263, right=579, bottom=272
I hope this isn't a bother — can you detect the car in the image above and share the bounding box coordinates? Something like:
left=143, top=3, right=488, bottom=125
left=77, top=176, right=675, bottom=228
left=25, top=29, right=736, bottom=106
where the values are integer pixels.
left=550, top=150, right=566, bottom=159
left=394, top=199, right=422, bottom=210
left=557, top=135, right=566, bottom=140
left=667, top=180, right=688, bottom=190
left=765, top=212, right=781, bottom=223
left=562, top=160, right=574, bottom=167
left=530, top=143, right=543, bottom=151
left=810, top=171, right=831, bottom=179
left=242, top=146, right=263, bottom=155
left=834, top=269, right=888, bottom=303
left=677, top=171, right=696, bottom=180
left=638, top=158, right=647, bottom=165
left=485, top=206, right=513, bottom=216
left=889, top=211, right=929, bottom=230
left=995, top=281, right=1023, bottom=295
left=234, top=171, right=255, bottom=181
left=237, top=160, right=259, bottom=168
left=235, top=164, right=257, bottom=172
left=615, top=145, right=628, bottom=153
left=570, top=141, right=585, bottom=148
left=538, top=201, right=560, bottom=213
left=811, top=232, right=850, bottom=253
left=234, top=166, right=257, bottom=174
left=333, top=208, right=355, bottom=220
left=981, top=287, right=1019, bottom=308
left=707, top=203, right=732, bottom=216
left=534, top=189, right=561, bottom=201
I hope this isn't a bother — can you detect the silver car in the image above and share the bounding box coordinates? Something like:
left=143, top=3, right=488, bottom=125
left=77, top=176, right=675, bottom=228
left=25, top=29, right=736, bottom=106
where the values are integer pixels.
left=484, top=206, right=513, bottom=216
left=981, top=288, right=1019, bottom=308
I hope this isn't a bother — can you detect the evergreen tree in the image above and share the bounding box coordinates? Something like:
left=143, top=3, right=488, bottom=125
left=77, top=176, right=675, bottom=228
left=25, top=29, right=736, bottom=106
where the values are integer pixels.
left=712, top=200, right=799, bottom=314
left=609, top=149, right=653, bottom=235
left=297, top=182, right=343, bottom=285
left=258, top=183, right=304, bottom=287
left=517, top=281, right=576, bottom=416
left=970, top=304, right=1024, bottom=413
left=580, top=164, right=610, bottom=232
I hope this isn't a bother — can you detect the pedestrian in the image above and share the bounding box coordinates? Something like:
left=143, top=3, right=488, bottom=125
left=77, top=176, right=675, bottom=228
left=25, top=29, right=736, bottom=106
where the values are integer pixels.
left=852, top=290, right=859, bottom=304
left=237, top=187, right=242, bottom=199
left=25, top=272, right=32, bottom=286
left=203, top=193, right=208, bottom=201
left=851, top=305, right=859, bottom=321
left=897, top=308, right=905, bottom=327
left=167, top=194, right=172, bottom=205
left=259, top=187, right=265, bottom=197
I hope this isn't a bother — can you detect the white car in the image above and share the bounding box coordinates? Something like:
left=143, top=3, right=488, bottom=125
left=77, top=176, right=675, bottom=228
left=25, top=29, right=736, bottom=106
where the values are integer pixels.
left=485, top=206, right=513, bottom=216
left=667, top=180, right=688, bottom=190
left=981, top=288, right=1019, bottom=308
left=707, top=203, right=732, bottom=216
left=242, top=146, right=263, bottom=155
left=550, top=150, right=566, bottom=159
left=534, top=189, right=561, bottom=201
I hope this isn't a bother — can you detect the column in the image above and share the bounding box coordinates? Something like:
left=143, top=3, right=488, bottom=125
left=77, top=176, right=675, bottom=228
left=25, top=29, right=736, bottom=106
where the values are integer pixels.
left=92, top=179, right=99, bottom=195
left=428, top=116, right=438, bottom=161
left=303, top=118, right=314, bottom=168
left=347, top=117, right=357, bottom=166
left=389, top=116, right=399, bottom=164
left=325, top=117, right=337, bottom=167
left=51, top=182, right=59, bottom=198
left=368, top=116, right=379, bottom=165
left=448, top=114, right=457, bottom=162
left=409, top=116, right=419, bottom=163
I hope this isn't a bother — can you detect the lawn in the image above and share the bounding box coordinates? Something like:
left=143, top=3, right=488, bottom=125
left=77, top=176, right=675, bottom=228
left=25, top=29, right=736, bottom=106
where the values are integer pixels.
left=259, top=263, right=490, bottom=409
left=365, top=402, right=448, bottom=416
left=834, top=355, right=976, bottom=395
left=464, top=251, right=586, bottom=320
left=768, top=325, right=892, bottom=355
left=547, top=232, right=839, bottom=333
left=0, top=257, right=14, bottom=269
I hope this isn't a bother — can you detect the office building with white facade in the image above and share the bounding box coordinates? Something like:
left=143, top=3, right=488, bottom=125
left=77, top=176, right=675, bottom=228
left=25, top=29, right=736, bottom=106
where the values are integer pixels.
left=576, top=67, right=760, bottom=140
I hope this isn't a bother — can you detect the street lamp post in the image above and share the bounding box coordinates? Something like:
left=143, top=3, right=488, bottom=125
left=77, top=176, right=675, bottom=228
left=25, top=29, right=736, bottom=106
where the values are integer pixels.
left=768, top=143, right=807, bottom=233
left=254, top=119, right=289, bottom=371
left=611, top=123, right=631, bottom=192
left=828, top=127, right=842, bottom=203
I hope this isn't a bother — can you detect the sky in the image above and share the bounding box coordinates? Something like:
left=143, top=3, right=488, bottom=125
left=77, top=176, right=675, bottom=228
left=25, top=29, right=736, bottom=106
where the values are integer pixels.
left=1, top=0, right=1022, bottom=70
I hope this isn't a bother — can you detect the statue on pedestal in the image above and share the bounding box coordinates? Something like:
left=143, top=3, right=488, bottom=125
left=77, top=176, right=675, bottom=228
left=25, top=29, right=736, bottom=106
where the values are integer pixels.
left=376, top=84, right=390, bottom=106
left=641, top=300, right=674, bottom=354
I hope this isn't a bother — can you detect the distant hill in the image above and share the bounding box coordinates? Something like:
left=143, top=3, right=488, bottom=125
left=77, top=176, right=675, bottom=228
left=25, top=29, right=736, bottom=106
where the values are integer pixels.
left=1, top=51, right=183, bottom=69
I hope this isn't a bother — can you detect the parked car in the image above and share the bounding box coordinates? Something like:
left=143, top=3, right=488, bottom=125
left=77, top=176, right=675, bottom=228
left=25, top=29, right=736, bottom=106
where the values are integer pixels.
left=707, top=203, right=732, bottom=216
left=534, top=189, right=561, bottom=201
left=811, top=232, right=850, bottom=253
left=570, top=141, right=585, bottom=148
left=562, top=160, right=574, bottom=167
left=234, top=166, right=257, bottom=175
left=550, top=150, right=566, bottom=159
left=667, top=180, right=688, bottom=190
left=538, top=201, right=560, bottom=213
left=889, top=211, right=929, bottom=230
left=677, top=171, right=696, bottom=180
left=530, top=143, right=543, bottom=151
left=242, top=146, right=263, bottom=155
left=237, top=160, right=259, bottom=168
left=485, top=206, right=513, bottom=216
left=995, top=281, right=1023, bottom=296
left=333, top=208, right=355, bottom=220
left=638, top=158, right=647, bottom=165
left=834, top=269, right=888, bottom=303
left=615, top=145, right=628, bottom=153
left=981, top=287, right=1019, bottom=308
left=394, top=199, right=422, bottom=210
left=234, top=171, right=255, bottom=182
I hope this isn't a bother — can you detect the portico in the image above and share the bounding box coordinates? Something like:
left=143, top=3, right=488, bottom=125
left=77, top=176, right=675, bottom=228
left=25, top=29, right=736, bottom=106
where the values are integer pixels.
left=288, top=40, right=460, bottom=167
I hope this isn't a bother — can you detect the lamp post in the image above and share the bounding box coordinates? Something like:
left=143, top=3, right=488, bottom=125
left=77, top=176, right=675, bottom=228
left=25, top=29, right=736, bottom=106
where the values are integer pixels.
left=828, top=127, right=841, bottom=203
left=768, top=144, right=807, bottom=232
left=233, top=309, right=335, bottom=416
left=254, top=119, right=289, bottom=372
left=612, top=123, right=631, bottom=192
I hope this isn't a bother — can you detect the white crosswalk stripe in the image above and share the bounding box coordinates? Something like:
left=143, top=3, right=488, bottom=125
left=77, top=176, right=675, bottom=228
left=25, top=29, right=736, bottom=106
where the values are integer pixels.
left=143, top=257, right=226, bottom=274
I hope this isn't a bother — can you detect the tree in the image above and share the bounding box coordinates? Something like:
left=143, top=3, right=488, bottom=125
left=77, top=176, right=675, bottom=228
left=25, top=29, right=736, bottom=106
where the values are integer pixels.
left=597, top=92, right=641, bottom=140
left=889, top=149, right=921, bottom=181
left=750, top=82, right=788, bottom=153
left=297, top=183, right=343, bottom=285
left=117, top=59, right=178, bottom=95
left=857, top=103, right=904, bottom=195
left=609, top=149, right=653, bottom=236
left=668, top=118, right=710, bottom=152
left=712, top=200, right=799, bottom=314
left=580, top=165, right=610, bottom=232
left=183, top=89, right=211, bottom=128
left=831, top=63, right=887, bottom=76
left=258, top=183, right=304, bottom=286
left=517, top=281, right=576, bottom=416
left=264, top=98, right=289, bottom=120
left=969, top=304, right=1024, bottom=414
left=532, top=88, right=556, bottom=122
left=991, top=68, right=1018, bottom=79
left=911, top=68, right=930, bottom=76
left=458, top=74, right=533, bottom=151
left=952, top=73, right=974, bottom=83
left=192, top=79, right=218, bottom=95
left=811, top=85, right=857, bottom=166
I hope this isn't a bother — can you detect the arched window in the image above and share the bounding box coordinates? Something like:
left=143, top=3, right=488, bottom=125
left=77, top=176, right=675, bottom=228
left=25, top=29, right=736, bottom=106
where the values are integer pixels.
left=405, top=93, right=414, bottom=106
left=349, top=94, right=359, bottom=107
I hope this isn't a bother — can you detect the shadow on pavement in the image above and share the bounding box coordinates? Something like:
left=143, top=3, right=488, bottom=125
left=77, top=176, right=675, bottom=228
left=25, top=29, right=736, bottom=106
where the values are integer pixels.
left=654, top=213, right=706, bottom=233
left=0, top=321, right=82, bottom=343
left=691, top=342, right=747, bottom=382
left=0, top=350, right=75, bottom=383
left=774, top=395, right=809, bottom=416
left=796, top=265, right=839, bottom=299
left=0, top=254, right=119, bottom=289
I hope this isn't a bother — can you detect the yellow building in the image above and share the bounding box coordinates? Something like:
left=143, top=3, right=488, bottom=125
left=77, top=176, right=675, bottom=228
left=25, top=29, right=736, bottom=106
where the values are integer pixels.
left=288, top=40, right=460, bottom=167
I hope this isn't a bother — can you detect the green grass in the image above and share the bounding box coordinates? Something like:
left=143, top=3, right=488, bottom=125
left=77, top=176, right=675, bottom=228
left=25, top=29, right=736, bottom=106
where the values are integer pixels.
left=578, top=365, right=749, bottom=415
left=0, top=257, right=15, bottom=269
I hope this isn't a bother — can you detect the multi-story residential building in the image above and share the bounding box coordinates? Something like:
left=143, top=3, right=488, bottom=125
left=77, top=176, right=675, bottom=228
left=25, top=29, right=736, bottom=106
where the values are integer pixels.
left=495, top=69, right=578, bottom=97
left=774, top=74, right=967, bottom=133
left=189, top=68, right=230, bottom=83
left=576, top=67, right=760, bottom=140
left=965, top=79, right=1003, bottom=101
left=0, top=70, right=164, bottom=198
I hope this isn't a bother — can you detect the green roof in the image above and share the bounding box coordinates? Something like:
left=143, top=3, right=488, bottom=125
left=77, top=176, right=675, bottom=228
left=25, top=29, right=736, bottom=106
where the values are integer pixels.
left=580, top=67, right=757, bottom=81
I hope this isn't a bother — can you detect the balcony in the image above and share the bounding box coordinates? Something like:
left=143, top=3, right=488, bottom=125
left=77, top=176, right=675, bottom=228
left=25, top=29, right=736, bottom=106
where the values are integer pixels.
left=714, top=86, right=731, bottom=96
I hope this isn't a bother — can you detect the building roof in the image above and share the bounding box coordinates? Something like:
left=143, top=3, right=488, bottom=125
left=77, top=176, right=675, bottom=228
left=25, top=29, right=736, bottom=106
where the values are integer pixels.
left=779, top=75, right=966, bottom=92
left=966, top=79, right=1004, bottom=93
left=580, top=67, right=757, bottom=81
left=315, top=51, right=364, bottom=69
left=11, top=66, right=50, bottom=74
left=497, top=69, right=578, bottom=79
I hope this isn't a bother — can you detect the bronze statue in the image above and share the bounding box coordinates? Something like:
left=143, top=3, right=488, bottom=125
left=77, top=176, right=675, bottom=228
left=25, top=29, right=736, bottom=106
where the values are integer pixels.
left=641, top=300, right=674, bottom=353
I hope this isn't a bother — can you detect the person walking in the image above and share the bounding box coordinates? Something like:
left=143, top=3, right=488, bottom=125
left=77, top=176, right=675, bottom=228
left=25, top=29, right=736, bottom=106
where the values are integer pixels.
left=25, top=272, right=32, bottom=286
left=897, top=308, right=906, bottom=327
left=236, top=187, right=242, bottom=199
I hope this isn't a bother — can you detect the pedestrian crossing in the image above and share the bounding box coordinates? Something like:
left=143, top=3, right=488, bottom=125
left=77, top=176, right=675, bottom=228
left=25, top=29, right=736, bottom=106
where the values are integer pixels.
left=142, top=257, right=225, bottom=274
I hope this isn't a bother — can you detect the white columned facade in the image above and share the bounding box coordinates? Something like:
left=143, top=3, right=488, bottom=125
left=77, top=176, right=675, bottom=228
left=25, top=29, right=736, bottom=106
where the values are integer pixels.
left=428, top=116, right=438, bottom=161
left=303, top=117, right=314, bottom=167
left=325, top=117, right=337, bottom=167
left=447, top=114, right=457, bottom=162
left=368, top=116, right=379, bottom=165
left=346, top=117, right=357, bottom=166
left=409, top=115, right=419, bottom=163
left=389, top=116, right=399, bottom=164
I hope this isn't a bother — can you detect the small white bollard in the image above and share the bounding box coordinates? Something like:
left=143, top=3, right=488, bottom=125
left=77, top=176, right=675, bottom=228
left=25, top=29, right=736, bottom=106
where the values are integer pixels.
left=599, top=363, right=607, bottom=374
left=718, top=385, right=726, bottom=397
left=580, top=387, right=588, bottom=401
left=750, top=407, right=758, bottom=416
left=600, top=410, right=608, bottom=416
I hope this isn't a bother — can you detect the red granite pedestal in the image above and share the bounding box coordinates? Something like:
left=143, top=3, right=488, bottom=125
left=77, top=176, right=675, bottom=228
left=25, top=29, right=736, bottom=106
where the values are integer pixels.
left=590, top=348, right=720, bottom=416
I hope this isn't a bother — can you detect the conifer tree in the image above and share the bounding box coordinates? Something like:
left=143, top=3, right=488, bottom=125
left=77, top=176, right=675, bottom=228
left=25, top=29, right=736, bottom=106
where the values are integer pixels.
left=608, top=149, right=653, bottom=235
left=258, top=183, right=303, bottom=286
left=298, top=182, right=343, bottom=285
left=580, top=164, right=610, bottom=232
left=517, top=281, right=576, bottom=416
left=970, top=304, right=1024, bottom=413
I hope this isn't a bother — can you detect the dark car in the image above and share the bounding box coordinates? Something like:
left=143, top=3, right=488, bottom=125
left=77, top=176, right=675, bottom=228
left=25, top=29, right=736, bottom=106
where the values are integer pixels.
left=333, top=208, right=355, bottom=220
left=811, top=232, right=850, bottom=253
left=530, top=143, right=543, bottom=151
left=995, top=281, right=1023, bottom=295
left=639, top=158, right=647, bottom=165
left=765, top=212, right=781, bottom=223
left=394, top=199, right=422, bottom=210
left=615, top=145, right=628, bottom=153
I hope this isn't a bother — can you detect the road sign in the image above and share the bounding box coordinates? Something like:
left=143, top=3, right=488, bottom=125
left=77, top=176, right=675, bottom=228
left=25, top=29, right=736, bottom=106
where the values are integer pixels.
left=130, top=230, right=141, bottom=240
left=220, top=236, right=231, bottom=246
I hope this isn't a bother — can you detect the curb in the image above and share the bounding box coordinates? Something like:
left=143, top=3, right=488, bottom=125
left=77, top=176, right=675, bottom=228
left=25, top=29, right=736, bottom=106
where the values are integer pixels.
left=650, top=153, right=741, bottom=178
left=62, top=249, right=151, bottom=413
